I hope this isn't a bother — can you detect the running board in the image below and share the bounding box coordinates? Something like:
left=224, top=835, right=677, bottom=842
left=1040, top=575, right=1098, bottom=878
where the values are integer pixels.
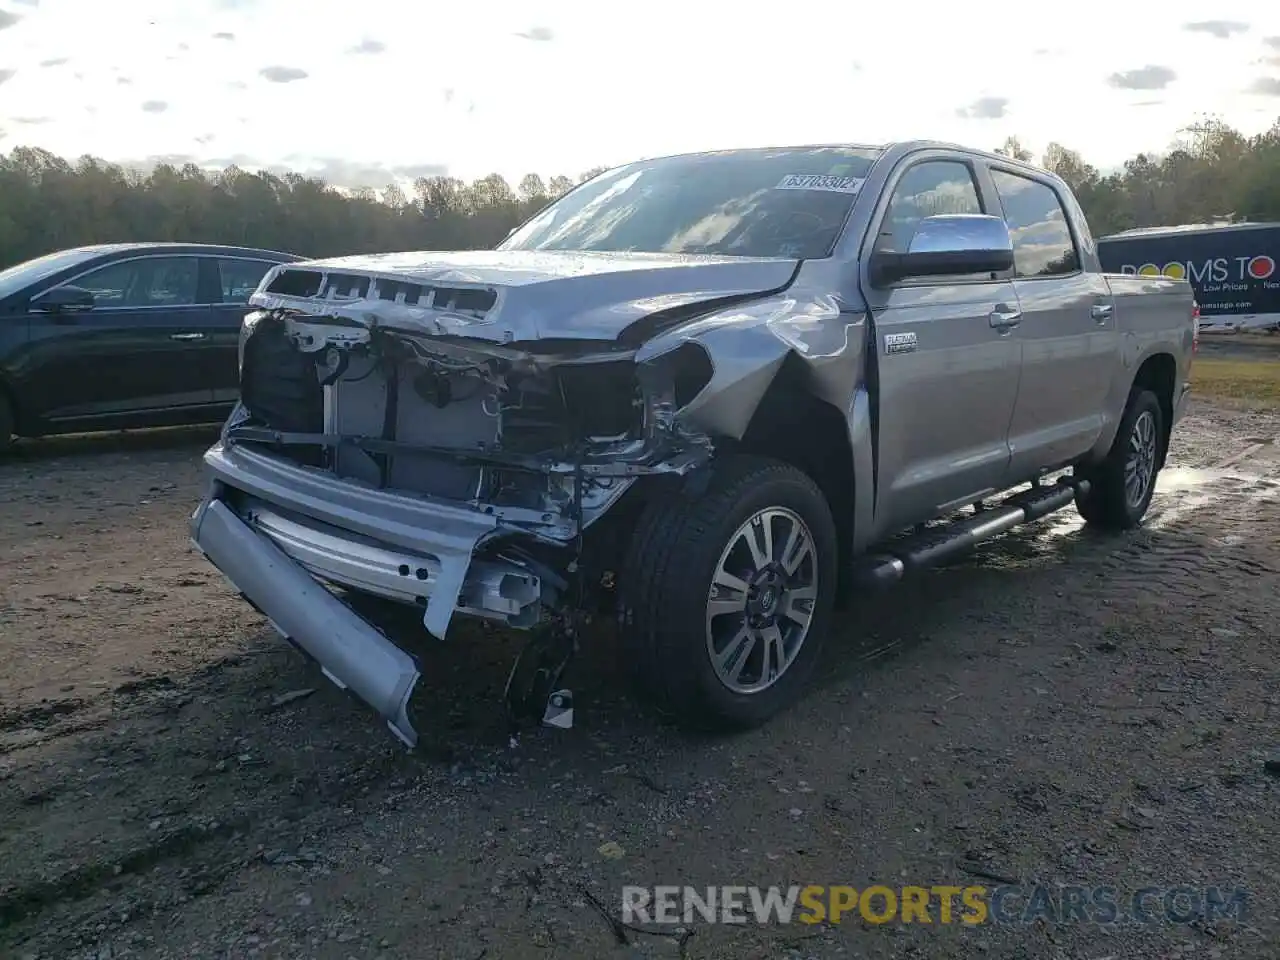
left=852, top=477, right=1087, bottom=590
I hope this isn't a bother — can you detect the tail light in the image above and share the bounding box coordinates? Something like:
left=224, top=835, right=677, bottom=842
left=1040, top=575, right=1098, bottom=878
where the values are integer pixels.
left=1191, top=303, right=1199, bottom=356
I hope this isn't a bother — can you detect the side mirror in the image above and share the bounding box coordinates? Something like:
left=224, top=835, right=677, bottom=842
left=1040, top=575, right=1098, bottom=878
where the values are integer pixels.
left=870, top=214, right=1014, bottom=285
left=30, top=284, right=96, bottom=313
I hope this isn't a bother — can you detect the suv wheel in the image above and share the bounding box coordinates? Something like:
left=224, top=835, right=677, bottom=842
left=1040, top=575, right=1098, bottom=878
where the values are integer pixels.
left=0, top=393, right=14, bottom=455
left=1074, top=388, right=1164, bottom=530
left=619, top=455, right=838, bottom=729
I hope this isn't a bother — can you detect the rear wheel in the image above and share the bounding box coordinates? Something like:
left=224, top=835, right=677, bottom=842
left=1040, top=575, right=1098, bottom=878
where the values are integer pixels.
left=618, top=455, right=838, bottom=729
left=0, top=393, right=14, bottom=455
left=1074, top=388, right=1163, bottom=530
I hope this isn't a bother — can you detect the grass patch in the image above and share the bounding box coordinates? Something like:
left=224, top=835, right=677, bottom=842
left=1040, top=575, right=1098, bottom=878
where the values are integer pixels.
left=1191, top=358, right=1280, bottom=406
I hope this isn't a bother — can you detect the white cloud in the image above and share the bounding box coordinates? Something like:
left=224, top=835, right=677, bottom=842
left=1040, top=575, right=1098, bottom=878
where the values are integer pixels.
left=1, top=0, right=1279, bottom=184
left=514, top=26, right=553, bottom=42
left=1107, top=66, right=1178, bottom=91
left=1184, top=20, right=1250, bottom=39
left=258, top=65, right=307, bottom=83
left=346, top=38, right=386, bottom=55
left=957, top=97, right=1009, bottom=120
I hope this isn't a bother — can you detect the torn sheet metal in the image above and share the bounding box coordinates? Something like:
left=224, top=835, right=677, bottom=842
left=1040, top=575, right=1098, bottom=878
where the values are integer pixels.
left=637, top=292, right=860, bottom=440
left=424, top=545, right=475, bottom=639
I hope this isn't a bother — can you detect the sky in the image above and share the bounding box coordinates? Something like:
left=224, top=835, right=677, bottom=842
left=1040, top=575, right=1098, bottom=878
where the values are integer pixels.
left=2, top=0, right=1280, bottom=188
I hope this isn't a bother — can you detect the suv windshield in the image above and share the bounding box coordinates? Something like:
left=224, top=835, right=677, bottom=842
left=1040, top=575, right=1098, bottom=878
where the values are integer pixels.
left=0, top=248, right=103, bottom=300
left=500, top=146, right=883, bottom=260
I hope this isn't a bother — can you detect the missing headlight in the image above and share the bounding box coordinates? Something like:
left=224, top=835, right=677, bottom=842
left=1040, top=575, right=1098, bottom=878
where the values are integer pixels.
left=658, top=341, right=714, bottom=409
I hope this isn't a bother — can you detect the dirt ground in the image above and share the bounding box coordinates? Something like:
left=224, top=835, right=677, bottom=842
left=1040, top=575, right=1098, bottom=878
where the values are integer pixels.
left=2, top=385, right=1279, bottom=958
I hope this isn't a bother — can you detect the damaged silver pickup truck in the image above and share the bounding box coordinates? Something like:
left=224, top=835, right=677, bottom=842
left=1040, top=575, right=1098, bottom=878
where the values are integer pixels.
left=190, top=142, right=1197, bottom=747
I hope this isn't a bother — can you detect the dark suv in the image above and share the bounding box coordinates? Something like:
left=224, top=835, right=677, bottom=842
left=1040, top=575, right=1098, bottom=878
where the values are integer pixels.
left=0, top=242, right=303, bottom=451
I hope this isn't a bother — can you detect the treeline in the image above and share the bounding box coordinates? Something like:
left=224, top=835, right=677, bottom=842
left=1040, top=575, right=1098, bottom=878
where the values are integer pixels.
left=0, top=152, right=606, bottom=267
left=998, top=118, right=1280, bottom=234
left=2, top=117, right=1278, bottom=269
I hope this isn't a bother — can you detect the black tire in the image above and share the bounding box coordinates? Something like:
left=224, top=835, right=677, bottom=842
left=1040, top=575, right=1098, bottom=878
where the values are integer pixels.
left=618, top=454, right=838, bottom=730
left=0, top=392, right=13, bottom=456
left=1074, top=388, right=1164, bottom=530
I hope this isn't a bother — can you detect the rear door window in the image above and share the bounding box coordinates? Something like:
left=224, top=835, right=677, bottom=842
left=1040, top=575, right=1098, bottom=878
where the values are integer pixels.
left=218, top=259, right=274, bottom=303
left=990, top=170, right=1080, bottom=277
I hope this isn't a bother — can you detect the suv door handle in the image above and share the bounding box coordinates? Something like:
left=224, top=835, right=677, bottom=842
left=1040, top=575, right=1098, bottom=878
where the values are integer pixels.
left=989, top=306, right=1022, bottom=329
left=169, top=332, right=206, bottom=341
left=1091, top=303, right=1114, bottom=323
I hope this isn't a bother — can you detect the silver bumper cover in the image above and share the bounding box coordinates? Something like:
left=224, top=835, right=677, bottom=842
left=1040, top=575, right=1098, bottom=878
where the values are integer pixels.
left=189, top=442, right=549, bottom=747
left=191, top=497, right=423, bottom=746
left=197, top=442, right=542, bottom=636
left=242, top=501, right=541, bottom=627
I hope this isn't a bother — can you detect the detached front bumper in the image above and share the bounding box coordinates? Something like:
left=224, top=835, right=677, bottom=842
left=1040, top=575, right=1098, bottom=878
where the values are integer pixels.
left=189, top=442, right=546, bottom=747
left=192, top=497, right=424, bottom=745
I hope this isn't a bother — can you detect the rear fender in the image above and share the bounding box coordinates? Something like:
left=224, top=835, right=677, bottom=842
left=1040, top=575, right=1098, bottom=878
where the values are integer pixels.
left=1086, top=342, right=1185, bottom=465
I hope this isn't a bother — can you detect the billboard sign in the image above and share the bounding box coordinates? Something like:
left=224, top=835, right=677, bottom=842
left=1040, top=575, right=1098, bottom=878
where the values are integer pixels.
left=1097, top=225, right=1280, bottom=327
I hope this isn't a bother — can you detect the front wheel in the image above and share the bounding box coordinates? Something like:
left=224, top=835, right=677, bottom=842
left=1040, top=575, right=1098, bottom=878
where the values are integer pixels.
left=1074, top=388, right=1164, bottom=530
left=618, top=455, right=838, bottom=729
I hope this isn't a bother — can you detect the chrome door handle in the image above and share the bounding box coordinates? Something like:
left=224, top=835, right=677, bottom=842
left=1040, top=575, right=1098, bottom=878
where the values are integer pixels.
left=989, top=306, right=1022, bottom=329
left=1091, top=303, right=1114, bottom=323
left=169, top=332, right=206, bottom=341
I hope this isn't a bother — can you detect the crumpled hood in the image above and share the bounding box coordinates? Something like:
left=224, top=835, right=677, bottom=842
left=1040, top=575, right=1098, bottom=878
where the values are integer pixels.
left=249, top=248, right=800, bottom=344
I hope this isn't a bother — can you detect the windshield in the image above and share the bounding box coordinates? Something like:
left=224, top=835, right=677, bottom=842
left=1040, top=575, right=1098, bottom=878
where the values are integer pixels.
left=0, top=248, right=103, bottom=299
left=500, top=146, right=883, bottom=260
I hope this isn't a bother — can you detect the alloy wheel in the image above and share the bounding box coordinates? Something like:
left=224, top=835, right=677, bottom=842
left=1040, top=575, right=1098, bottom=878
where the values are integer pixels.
left=704, top=507, right=819, bottom=694
left=1124, top=409, right=1158, bottom=509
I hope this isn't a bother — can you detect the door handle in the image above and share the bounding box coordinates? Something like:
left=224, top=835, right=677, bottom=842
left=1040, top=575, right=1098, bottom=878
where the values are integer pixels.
left=169, top=332, right=206, bottom=341
left=1091, top=303, right=1114, bottom=323
left=988, top=306, right=1022, bottom=329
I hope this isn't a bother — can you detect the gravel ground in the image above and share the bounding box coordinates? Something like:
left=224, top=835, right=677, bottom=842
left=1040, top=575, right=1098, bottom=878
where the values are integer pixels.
left=1192, top=332, right=1274, bottom=358
left=1, top=398, right=1278, bottom=960
left=1195, top=333, right=1280, bottom=362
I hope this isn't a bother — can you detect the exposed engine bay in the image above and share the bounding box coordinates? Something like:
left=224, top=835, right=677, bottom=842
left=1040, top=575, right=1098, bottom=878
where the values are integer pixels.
left=234, top=307, right=715, bottom=536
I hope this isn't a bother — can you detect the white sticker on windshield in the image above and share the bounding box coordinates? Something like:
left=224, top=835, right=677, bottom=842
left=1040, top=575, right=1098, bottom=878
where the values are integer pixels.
left=775, top=173, right=865, bottom=194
